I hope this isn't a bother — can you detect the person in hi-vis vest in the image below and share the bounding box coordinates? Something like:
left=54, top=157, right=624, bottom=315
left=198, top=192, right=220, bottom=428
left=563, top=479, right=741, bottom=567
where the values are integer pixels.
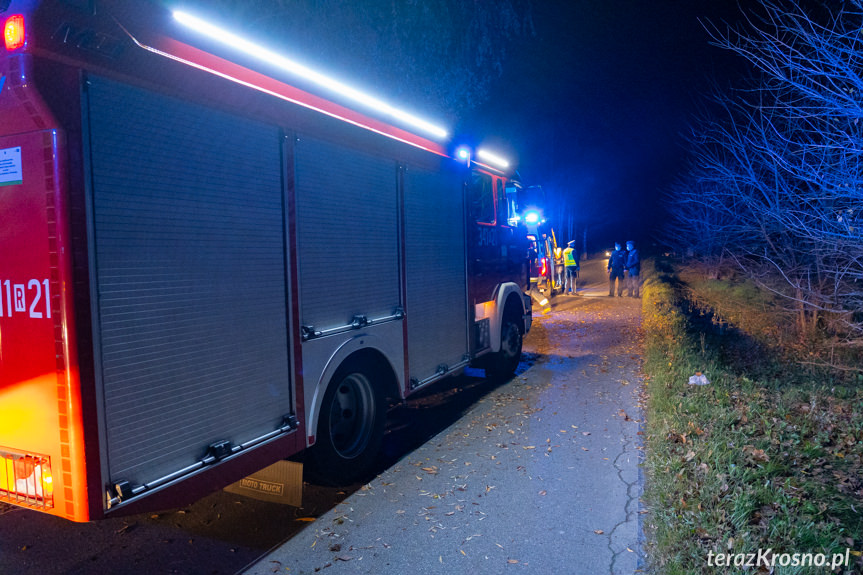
left=563, top=240, right=579, bottom=295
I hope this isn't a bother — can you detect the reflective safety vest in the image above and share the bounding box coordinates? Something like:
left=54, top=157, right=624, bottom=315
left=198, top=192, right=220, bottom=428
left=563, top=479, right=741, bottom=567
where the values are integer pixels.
left=563, top=247, right=577, bottom=267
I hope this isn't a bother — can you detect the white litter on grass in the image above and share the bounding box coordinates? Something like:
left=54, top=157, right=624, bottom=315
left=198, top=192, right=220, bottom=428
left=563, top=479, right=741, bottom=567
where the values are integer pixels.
left=688, top=373, right=710, bottom=386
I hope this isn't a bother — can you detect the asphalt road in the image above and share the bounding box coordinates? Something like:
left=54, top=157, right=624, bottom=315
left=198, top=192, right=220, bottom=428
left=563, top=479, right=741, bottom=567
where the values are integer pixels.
left=0, top=256, right=646, bottom=575
left=0, top=368, right=530, bottom=575
left=242, top=256, right=647, bottom=575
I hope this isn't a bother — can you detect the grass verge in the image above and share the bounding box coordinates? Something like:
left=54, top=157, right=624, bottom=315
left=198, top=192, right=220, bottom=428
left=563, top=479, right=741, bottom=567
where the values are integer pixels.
left=641, top=259, right=863, bottom=574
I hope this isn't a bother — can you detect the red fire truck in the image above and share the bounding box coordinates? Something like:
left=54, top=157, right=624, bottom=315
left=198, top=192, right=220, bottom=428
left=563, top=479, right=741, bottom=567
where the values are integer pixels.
left=0, top=1, right=531, bottom=522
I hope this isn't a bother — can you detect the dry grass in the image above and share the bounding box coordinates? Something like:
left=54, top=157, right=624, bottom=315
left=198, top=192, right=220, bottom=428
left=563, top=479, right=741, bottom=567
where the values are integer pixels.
left=641, top=258, right=863, bottom=574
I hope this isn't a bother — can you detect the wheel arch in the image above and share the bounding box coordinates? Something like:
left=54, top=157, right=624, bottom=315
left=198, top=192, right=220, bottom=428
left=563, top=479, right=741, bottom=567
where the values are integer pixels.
left=490, top=282, right=530, bottom=352
left=306, top=338, right=400, bottom=448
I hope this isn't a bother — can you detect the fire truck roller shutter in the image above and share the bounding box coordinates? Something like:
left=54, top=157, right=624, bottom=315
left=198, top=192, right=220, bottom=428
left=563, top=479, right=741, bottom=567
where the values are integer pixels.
left=294, top=136, right=400, bottom=484
left=86, top=76, right=292, bottom=491
left=403, top=164, right=468, bottom=384
left=294, top=136, right=400, bottom=330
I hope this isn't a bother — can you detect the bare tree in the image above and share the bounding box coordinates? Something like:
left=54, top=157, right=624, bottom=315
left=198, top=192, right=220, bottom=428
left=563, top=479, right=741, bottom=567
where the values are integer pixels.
left=665, top=0, right=863, bottom=346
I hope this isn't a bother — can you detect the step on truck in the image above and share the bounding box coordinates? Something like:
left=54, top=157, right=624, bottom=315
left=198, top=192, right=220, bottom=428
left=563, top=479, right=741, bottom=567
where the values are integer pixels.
left=0, top=0, right=532, bottom=521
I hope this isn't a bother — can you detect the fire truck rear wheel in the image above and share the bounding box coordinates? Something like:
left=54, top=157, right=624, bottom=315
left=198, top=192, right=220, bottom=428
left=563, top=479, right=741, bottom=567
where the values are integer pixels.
left=308, top=358, right=386, bottom=485
left=487, top=315, right=523, bottom=380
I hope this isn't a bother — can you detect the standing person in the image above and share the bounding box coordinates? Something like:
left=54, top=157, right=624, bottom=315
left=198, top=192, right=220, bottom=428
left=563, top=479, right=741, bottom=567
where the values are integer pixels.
left=563, top=240, right=579, bottom=295
left=607, top=242, right=626, bottom=297
left=625, top=240, right=641, bottom=297
left=554, top=246, right=565, bottom=290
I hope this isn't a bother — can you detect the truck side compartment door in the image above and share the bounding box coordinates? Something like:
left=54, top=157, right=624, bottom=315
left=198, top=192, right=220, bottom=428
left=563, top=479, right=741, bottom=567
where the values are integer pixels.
left=85, top=76, right=293, bottom=493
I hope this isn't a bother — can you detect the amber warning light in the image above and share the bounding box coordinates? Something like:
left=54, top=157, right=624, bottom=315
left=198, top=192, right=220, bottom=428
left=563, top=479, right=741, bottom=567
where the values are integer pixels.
left=4, top=14, right=25, bottom=51
left=0, top=450, right=54, bottom=509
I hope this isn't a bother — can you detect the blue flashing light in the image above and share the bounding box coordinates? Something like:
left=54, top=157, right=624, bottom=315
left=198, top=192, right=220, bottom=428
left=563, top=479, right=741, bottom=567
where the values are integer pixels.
left=524, top=211, right=540, bottom=225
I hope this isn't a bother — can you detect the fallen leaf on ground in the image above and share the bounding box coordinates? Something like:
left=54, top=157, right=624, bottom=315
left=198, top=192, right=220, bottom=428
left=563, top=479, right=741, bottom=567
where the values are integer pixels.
left=742, top=445, right=769, bottom=462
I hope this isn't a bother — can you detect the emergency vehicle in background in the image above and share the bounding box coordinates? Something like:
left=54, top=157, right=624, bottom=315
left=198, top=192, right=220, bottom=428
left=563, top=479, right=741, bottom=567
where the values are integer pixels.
left=0, top=0, right=531, bottom=522
left=519, top=185, right=562, bottom=296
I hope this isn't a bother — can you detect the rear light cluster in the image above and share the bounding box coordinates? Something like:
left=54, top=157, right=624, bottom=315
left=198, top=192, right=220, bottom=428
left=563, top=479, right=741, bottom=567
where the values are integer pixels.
left=4, top=14, right=25, bottom=51
left=0, top=449, right=54, bottom=509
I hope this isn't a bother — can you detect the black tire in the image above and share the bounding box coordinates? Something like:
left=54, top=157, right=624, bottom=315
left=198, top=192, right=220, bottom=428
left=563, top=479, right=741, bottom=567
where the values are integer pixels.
left=486, top=314, right=523, bottom=380
left=307, top=357, right=386, bottom=486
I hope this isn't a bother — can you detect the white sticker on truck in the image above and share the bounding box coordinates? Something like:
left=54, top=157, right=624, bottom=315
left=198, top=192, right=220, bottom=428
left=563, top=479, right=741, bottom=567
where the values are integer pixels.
left=0, top=147, right=23, bottom=187
left=0, top=279, right=51, bottom=319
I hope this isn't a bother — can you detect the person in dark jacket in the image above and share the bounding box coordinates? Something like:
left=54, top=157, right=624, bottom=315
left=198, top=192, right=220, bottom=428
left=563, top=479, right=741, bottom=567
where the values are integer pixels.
left=607, top=242, right=626, bottom=297
left=624, top=240, right=641, bottom=297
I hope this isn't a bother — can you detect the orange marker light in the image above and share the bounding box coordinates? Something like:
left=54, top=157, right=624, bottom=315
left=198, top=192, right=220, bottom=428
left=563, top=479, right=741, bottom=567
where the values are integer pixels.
left=4, top=14, right=25, bottom=51
left=0, top=451, right=54, bottom=507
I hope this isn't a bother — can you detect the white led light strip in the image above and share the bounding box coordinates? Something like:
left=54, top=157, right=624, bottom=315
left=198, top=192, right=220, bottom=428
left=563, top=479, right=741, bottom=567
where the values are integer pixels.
left=477, top=148, right=510, bottom=169
left=173, top=11, right=448, bottom=140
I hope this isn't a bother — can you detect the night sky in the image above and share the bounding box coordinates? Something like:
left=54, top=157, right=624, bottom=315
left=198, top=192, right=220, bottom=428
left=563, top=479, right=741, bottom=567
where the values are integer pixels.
left=184, top=0, right=756, bottom=251
left=186, top=0, right=752, bottom=251
left=458, top=1, right=747, bottom=249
